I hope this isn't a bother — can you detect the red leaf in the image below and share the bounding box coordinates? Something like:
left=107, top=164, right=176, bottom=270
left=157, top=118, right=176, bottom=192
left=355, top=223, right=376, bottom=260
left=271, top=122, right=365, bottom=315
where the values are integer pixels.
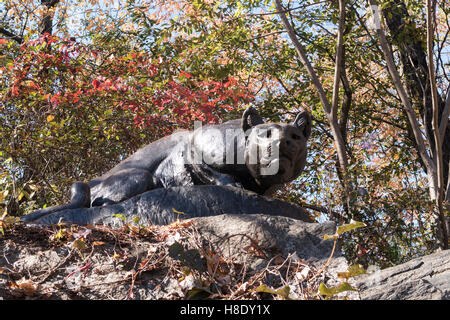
left=92, top=79, right=101, bottom=89
left=11, top=85, right=19, bottom=96
left=50, top=92, right=61, bottom=105
left=179, top=71, right=192, bottom=79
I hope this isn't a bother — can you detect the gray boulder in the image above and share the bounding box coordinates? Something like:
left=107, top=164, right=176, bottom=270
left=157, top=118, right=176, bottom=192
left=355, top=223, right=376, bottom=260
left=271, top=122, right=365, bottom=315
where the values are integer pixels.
left=193, top=214, right=338, bottom=265
left=27, top=185, right=312, bottom=226
left=2, top=214, right=338, bottom=300
left=352, top=250, right=450, bottom=300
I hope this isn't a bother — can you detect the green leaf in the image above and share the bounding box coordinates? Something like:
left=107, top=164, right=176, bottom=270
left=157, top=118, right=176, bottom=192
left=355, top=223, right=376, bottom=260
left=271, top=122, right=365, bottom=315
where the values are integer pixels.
left=172, top=208, right=185, bottom=215
left=324, top=220, right=367, bottom=240
left=17, top=191, right=28, bottom=201
left=72, top=238, right=87, bottom=251
left=336, top=220, right=367, bottom=236
left=113, top=213, right=127, bottom=222
left=254, top=284, right=291, bottom=299
left=186, top=287, right=211, bottom=300
left=319, top=282, right=358, bottom=297
left=337, top=264, right=366, bottom=279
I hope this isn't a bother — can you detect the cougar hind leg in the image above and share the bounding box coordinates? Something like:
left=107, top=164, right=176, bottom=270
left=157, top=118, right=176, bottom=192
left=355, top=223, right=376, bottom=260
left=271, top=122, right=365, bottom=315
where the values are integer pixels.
left=90, top=169, right=154, bottom=207
left=21, top=182, right=91, bottom=222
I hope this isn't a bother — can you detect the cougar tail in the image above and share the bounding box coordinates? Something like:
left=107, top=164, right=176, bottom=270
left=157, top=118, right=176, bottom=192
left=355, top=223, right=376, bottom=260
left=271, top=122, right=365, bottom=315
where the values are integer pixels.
left=21, top=182, right=91, bottom=223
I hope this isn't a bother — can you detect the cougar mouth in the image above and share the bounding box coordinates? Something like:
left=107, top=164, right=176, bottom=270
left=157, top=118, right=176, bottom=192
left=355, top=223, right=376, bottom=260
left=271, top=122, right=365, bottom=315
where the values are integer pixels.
left=281, top=153, right=292, bottom=162
left=259, top=153, right=292, bottom=168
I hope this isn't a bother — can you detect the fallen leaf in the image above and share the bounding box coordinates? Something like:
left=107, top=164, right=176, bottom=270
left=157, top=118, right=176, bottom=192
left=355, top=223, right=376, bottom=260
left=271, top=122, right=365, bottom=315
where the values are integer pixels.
left=319, top=282, right=358, bottom=297
left=16, top=278, right=37, bottom=296
left=72, top=238, right=87, bottom=251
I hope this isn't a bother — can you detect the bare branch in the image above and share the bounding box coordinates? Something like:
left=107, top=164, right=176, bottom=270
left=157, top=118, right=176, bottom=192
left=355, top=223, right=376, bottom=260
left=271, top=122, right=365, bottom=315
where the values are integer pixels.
left=0, top=27, right=23, bottom=43
left=427, top=0, right=448, bottom=249
left=274, top=0, right=351, bottom=217
left=273, top=0, right=332, bottom=115
left=302, top=203, right=342, bottom=221
left=440, top=88, right=449, bottom=142
left=331, top=0, right=346, bottom=120
left=273, top=0, right=349, bottom=170
left=368, top=0, right=434, bottom=174
left=427, top=0, right=444, bottom=190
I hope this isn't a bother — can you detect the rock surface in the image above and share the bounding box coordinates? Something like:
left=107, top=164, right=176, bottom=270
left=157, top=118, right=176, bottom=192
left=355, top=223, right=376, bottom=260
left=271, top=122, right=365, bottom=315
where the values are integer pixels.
left=4, top=210, right=449, bottom=300
left=1, top=214, right=337, bottom=300
left=27, top=185, right=312, bottom=226
left=193, top=214, right=337, bottom=265
left=350, top=249, right=450, bottom=300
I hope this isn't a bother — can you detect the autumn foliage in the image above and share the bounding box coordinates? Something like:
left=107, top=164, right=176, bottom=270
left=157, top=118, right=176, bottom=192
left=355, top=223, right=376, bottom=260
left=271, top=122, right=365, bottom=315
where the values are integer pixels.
left=0, top=33, right=253, bottom=215
left=1, top=0, right=449, bottom=268
left=3, top=34, right=253, bottom=128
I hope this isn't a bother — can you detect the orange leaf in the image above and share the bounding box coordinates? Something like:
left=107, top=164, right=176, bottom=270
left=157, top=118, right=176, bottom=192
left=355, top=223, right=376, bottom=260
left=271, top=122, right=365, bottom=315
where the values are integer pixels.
left=16, top=278, right=37, bottom=296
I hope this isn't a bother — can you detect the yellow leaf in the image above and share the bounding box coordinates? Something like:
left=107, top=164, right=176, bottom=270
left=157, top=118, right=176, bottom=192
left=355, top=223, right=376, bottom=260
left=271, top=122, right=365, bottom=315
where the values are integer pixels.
left=336, top=220, right=367, bottom=236
left=254, top=284, right=291, bottom=299
left=72, top=238, right=87, bottom=251
left=319, top=282, right=358, bottom=297
left=172, top=208, right=185, bottom=215
left=113, top=251, right=121, bottom=262
left=17, top=191, right=26, bottom=201
left=0, top=190, right=8, bottom=203
left=337, top=264, right=366, bottom=279
left=323, top=233, right=339, bottom=240
left=46, top=115, right=55, bottom=122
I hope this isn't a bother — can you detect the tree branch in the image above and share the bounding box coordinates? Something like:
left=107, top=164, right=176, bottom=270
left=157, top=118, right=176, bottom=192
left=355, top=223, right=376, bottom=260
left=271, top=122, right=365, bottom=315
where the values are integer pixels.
left=302, top=203, right=342, bottom=221
left=273, top=0, right=332, bottom=115
left=273, top=0, right=349, bottom=174
left=331, top=0, right=346, bottom=120
left=427, top=0, right=448, bottom=249
left=39, top=0, right=60, bottom=35
left=0, top=27, right=23, bottom=43
left=440, top=88, right=449, bottom=143
left=274, top=0, right=352, bottom=218
left=368, top=0, right=434, bottom=175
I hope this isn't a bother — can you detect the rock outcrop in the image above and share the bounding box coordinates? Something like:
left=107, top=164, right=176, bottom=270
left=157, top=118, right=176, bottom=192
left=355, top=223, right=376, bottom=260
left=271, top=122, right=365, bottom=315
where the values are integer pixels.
left=5, top=205, right=449, bottom=300
left=26, top=186, right=312, bottom=226
left=351, top=249, right=450, bottom=300
left=1, top=214, right=337, bottom=300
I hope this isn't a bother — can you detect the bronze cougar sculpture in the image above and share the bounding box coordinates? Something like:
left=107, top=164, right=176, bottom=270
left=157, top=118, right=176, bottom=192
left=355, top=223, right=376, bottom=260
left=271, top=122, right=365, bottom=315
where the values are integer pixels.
left=22, top=107, right=311, bottom=223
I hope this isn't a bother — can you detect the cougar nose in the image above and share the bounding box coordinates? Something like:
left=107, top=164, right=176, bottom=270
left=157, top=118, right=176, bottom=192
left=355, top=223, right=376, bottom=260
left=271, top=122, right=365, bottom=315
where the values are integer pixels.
left=280, top=138, right=293, bottom=150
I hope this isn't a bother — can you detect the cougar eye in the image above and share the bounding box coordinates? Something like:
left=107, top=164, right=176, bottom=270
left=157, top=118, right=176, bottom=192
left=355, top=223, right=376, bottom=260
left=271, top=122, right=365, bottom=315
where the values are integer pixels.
left=292, top=133, right=301, bottom=140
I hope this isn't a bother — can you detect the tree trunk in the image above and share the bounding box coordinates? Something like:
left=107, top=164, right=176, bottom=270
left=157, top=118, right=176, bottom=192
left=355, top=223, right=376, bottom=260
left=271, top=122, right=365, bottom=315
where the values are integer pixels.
left=382, top=0, right=449, bottom=190
left=39, top=0, right=60, bottom=35
left=378, top=0, right=449, bottom=248
left=274, top=0, right=351, bottom=217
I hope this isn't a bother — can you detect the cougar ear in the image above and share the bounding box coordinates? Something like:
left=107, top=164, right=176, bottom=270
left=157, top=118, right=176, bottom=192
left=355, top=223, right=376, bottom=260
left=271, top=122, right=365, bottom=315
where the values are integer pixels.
left=293, top=110, right=312, bottom=139
left=241, top=107, right=264, bottom=133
